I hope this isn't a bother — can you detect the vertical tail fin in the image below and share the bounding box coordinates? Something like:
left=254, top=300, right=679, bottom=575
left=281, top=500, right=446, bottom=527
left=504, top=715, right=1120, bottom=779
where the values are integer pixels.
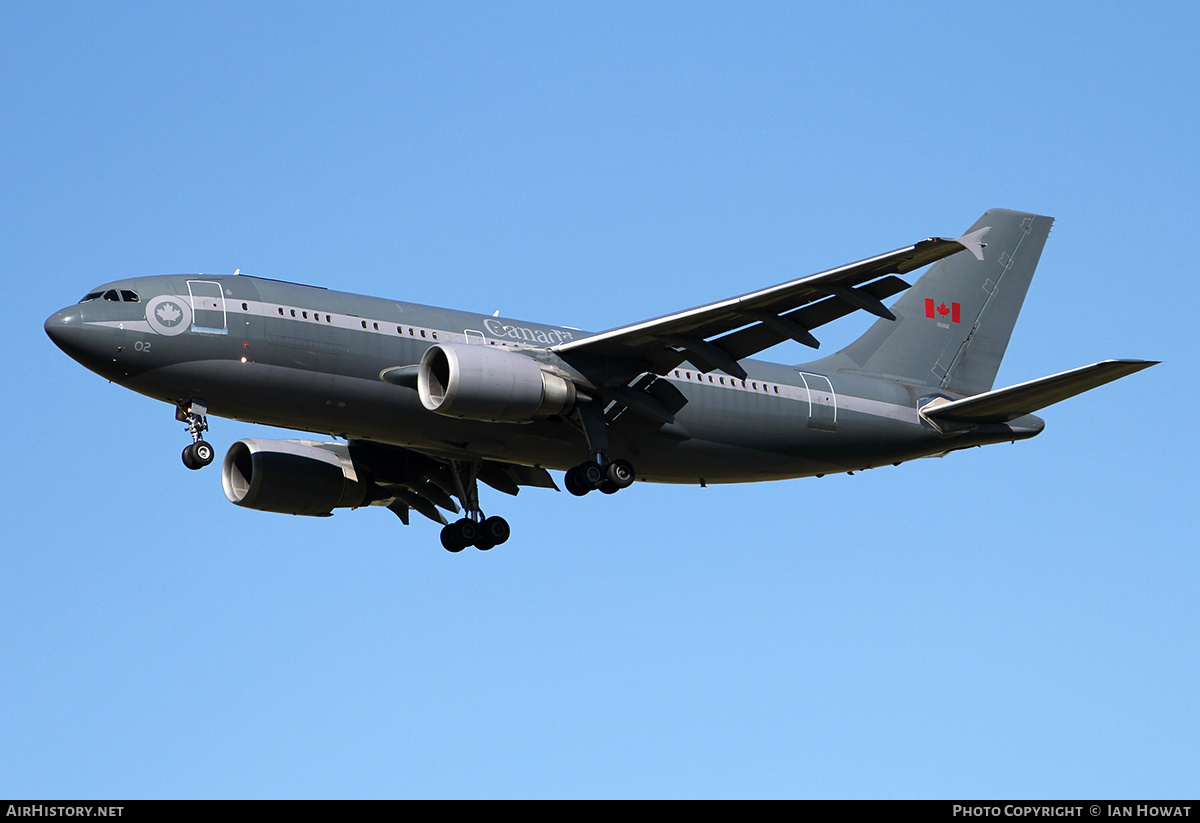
left=810, top=209, right=1053, bottom=396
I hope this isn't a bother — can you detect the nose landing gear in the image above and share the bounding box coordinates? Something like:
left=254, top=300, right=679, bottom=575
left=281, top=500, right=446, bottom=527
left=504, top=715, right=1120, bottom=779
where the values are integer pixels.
left=176, top=400, right=214, bottom=470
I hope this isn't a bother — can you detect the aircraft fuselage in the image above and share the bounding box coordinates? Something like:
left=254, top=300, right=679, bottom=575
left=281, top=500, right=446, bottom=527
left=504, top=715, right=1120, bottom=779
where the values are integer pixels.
left=45, top=273, right=1041, bottom=485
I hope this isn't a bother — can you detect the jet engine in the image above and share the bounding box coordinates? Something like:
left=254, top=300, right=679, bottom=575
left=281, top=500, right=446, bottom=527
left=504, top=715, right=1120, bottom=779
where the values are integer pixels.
left=417, top=343, right=577, bottom=423
left=222, top=438, right=372, bottom=516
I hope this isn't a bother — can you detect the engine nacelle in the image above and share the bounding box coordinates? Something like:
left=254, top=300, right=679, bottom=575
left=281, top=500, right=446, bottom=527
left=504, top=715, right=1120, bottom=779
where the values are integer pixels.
left=222, top=438, right=371, bottom=516
left=417, top=343, right=576, bottom=423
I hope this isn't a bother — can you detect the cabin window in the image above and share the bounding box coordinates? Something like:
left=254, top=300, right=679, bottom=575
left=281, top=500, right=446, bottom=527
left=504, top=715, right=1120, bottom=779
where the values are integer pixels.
left=373, top=322, right=379, bottom=330
left=420, top=330, right=427, bottom=338
left=290, top=309, right=296, bottom=317
left=120, top=290, right=140, bottom=303
left=278, top=307, right=284, bottom=315
left=302, top=311, right=308, bottom=319
left=431, top=332, right=438, bottom=340
left=361, top=320, right=367, bottom=329
left=241, top=302, right=248, bottom=311
left=773, top=386, right=779, bottom=394
left=103, top=290, right=120, bottom=302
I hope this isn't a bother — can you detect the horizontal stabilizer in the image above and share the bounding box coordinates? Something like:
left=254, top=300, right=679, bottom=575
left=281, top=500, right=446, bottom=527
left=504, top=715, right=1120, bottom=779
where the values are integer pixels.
left=921, top=359, right=1158, bottom=424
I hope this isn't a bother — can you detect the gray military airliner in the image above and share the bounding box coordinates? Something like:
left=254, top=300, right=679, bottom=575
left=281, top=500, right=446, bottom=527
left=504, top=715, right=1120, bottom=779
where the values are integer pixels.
left=45, top=209, right=1154, bottom=551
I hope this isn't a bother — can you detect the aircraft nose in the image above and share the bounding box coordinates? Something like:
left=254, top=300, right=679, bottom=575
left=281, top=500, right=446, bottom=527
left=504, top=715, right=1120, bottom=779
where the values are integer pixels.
left=44, top=307, right=84, bottom=354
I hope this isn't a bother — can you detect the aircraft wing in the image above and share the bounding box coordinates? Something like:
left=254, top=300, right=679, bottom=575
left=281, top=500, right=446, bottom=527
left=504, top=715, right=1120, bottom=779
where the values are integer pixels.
left=551, top=228, right=988, bottom=380
left=920, top=359, right=1159, bottom=425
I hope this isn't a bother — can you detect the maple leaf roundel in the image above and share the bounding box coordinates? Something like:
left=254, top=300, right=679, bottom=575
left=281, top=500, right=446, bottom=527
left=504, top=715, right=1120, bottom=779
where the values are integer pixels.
left=146, top=294, right=192, bottom=336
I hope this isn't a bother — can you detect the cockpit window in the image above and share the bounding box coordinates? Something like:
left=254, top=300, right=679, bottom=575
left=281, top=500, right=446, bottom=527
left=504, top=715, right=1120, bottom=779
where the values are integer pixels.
left=79, top=289, right=140, bottom=303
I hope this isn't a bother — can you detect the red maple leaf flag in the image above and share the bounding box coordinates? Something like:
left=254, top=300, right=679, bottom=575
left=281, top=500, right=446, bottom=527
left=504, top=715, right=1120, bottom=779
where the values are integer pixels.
left=925, top=299, right=961, bottom=323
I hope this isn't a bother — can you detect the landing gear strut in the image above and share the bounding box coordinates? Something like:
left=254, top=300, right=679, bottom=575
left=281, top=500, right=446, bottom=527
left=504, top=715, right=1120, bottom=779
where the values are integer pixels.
left=439, top=460, right=511, bottom=552
left=177, top=400, right=214, bottom=470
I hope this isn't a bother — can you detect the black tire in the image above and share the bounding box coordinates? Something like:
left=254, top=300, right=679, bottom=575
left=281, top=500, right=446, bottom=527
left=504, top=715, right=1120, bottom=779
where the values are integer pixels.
left=481, top=516, right=511, bottom=545
left=565, top=466, right=590, bottom=497
left=440, top=523, right=466, bottom=552
left=456, top=519, right=478, bottom=544
left=181, top=444, right=200, bottom=470
left=580, top=462, right=605, bottom=489
left=193, top=440, right=215, bottom=467
left=599, top=479, right=620, bottom=494
left=606, top=459, right=635, bottom=489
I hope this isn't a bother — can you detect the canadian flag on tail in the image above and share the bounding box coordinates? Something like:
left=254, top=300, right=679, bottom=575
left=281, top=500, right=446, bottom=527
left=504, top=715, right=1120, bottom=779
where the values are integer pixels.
left=925, top=298, right=960, bottom=323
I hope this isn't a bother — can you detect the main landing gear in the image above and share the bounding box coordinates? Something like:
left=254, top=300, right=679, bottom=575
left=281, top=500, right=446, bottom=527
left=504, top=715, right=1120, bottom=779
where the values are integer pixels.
left=177, top=400, right=215, bottom=471
left=564, top=458, right=635, bottom=496
left=563, top=404, right=636, bottom=496
left=440, top=514, right=511, bottom=553
left=439, top=460, right=512, bottom=553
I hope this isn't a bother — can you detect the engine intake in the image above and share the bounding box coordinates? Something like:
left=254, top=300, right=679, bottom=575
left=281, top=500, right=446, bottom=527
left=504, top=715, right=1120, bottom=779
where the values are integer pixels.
left=418, top=343, right=576, bottom=423
left=222, top=438, right=371, bottom=516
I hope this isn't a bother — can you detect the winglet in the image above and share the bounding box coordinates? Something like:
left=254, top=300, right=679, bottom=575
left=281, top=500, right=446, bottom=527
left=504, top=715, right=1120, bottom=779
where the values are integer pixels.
left=954, top=226, right=990, bottom=261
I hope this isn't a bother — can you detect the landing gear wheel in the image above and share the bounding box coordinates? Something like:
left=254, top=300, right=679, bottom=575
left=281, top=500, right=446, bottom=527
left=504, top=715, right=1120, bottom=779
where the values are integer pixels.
left=440, top=518, right=478, bottom=552
left=479, top=516, right=510, bottom=547
left=580, top=462, right=605, bottom=489
left=181, top=441, right=214, bottom=470
left=444, top=523, right=475, bottom=554
left=599, top=479, right=620, bottom=494
left=440, top=530, right=465, bottom=552
left=193, top=440, right=214, bottom=467
left=566, top=462, right=605, bottom=495
left=565, top=465, right=590, bottom=497
left=606, top=459, right=635, bottom=489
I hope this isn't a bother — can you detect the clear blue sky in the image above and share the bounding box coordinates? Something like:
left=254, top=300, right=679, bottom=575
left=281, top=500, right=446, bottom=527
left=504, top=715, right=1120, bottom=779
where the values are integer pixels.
left=3, top=2, right=1196, bottom=798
